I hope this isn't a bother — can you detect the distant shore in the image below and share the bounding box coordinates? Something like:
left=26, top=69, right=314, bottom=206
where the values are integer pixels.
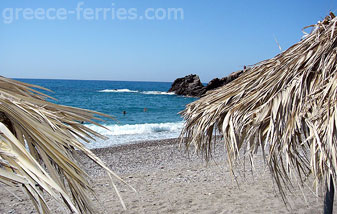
left=0, top=138, right=330, bottom=213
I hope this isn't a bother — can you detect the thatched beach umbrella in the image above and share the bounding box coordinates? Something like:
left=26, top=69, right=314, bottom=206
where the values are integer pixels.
left=181, top=12, right=337, bottom=212
left=0, top=77, right=130, bottom=213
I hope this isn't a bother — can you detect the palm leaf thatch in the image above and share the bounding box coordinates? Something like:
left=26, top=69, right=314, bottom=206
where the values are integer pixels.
left=0, top=77, right=130, bottom=213
left=181, top=12, right=337, bottom=199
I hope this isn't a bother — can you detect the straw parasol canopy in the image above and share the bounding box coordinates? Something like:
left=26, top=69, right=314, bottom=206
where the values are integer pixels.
left=0, top=77, right=130, bottom=213
left=181, top=12, right=337, bottom=200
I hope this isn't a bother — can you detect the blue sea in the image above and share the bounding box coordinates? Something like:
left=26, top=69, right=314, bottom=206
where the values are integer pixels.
left=17, top=79, right=197, bottom=148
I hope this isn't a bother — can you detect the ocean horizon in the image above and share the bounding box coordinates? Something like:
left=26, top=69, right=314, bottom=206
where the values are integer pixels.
left=15, top=77, right=174, bottom=83
left=17, top=78, right=197, bottom=148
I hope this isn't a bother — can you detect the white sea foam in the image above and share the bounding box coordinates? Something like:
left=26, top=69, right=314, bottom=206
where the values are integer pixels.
left=141, top=91, right=175, bottom=95
left=84, top=122, right=183, bottom=149
left=98, top=89, right=175, bottom=95
left=98, top=89, right=138, bottom=93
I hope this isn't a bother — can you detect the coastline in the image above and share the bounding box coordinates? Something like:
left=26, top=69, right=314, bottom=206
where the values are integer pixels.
left=0, top=138, right=330, bottom=213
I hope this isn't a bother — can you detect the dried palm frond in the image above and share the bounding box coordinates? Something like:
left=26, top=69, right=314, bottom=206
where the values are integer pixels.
left=0, top=77, right=131, bottom=213
left=181, top=12, right=337, bottom=199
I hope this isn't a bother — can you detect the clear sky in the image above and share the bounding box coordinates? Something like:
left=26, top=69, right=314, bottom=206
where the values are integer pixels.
left=1, top=0, right=336, bottom=82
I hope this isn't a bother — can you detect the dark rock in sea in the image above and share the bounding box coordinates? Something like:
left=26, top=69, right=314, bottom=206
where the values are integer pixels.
left=169, top=70, right=245, bottom=97
left=168, top=74, right=206, bottom=97
left=205, top=78, right=223, bottom=91
left=205, top=70, right=244, bottom=91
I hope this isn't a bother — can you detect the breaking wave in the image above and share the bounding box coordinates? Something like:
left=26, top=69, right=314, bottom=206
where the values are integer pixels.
left=98, top=89, right=138, bottom=93
left=141, top=91, right=175, bottom=95
left=98, top=89, right=175, bottom=95
left=84, top=122, right=183, bottom=148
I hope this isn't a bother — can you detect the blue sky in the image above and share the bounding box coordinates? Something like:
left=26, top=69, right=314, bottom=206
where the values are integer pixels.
left=0, top=0, right=336, bottom=82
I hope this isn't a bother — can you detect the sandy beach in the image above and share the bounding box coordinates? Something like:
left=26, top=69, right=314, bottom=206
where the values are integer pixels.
left=0, top=139, right=332, bottom=214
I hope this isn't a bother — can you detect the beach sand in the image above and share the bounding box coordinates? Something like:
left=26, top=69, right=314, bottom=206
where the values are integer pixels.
left=0, top=139, right=333, bottom=213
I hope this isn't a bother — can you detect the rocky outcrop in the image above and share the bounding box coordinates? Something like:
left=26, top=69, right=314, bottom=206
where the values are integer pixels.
left=168, top=74, right=206, bottom=97
left=205, top=70, right=244, bottom=91
left=169, top=70, right=244, bottom=97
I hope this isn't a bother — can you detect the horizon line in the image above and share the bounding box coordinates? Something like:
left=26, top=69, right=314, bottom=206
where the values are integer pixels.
left=12, top=77, right=174, bottom=83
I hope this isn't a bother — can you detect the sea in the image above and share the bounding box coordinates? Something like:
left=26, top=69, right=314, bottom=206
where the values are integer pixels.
left=17, top=79, right=197, bottom=149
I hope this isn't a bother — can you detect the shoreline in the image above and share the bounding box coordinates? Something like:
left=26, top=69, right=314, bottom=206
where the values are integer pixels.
left=76, top=138, right=213, bottom=176
left=91, top=137, right=180, bottom=153
left=1, top=138, right=331, bottom=213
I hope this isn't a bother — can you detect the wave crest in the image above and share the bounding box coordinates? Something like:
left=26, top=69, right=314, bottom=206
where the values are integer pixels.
left=84, top=122, right=183, bottom=148
left=98, top=89, right=138, bottom=93
left=86, top=122, right=183, bottom=136
left=98, top=89, right=175, bottom=95
left=141, top=91, right=175, bottom=95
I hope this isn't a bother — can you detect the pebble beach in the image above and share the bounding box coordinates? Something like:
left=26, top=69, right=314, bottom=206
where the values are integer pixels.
left=0, top=138, right=332, bottom=214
